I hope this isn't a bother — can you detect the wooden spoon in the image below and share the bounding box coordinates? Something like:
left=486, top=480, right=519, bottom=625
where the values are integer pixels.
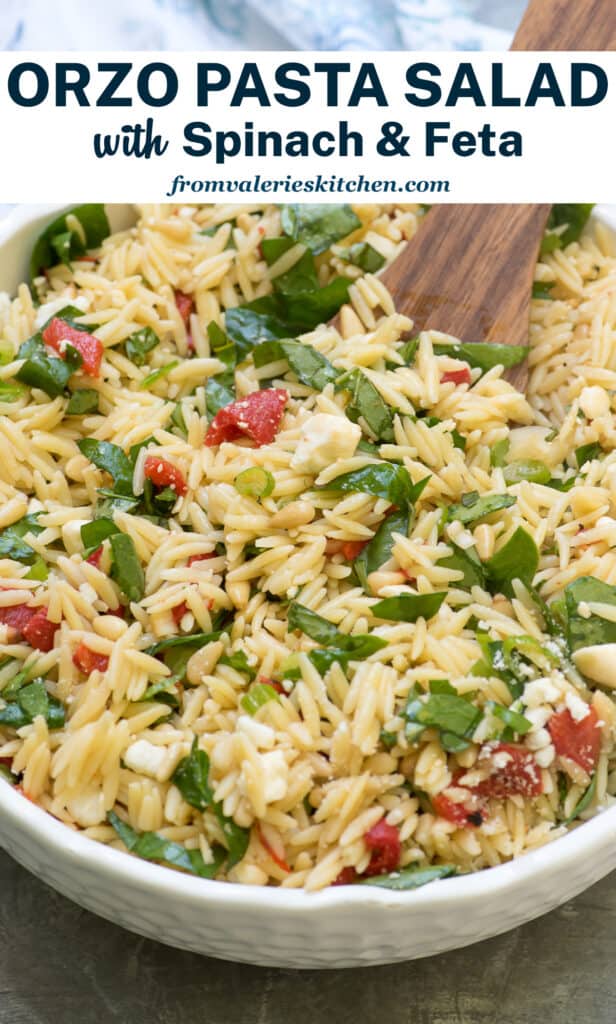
left=364, top=0, right=616, bottom=391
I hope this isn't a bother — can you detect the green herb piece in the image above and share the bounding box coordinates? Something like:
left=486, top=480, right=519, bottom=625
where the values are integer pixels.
left=337, top=242, right=385, bottom=273
left=565, top=576, right=616, bottom=651
left=532, top=282, right=556, bottom=300
left=30, top=204, right=110, bottom=281
left=335, top=368, right=394, bottom=442
left=432, top=341, right=528, bottom=373
left=561, top=773, right=597, bottom=827
left=234, top=467, right=275, bottom=499
left=145, top=632, right=222, bottom=679
left=219, top=650, right=256, bottom=680
left=124, top=327, right=159, bottom=367
left=77, top=439, right=134, bottom=495
left=379, top=729, right=398, bottom=749
left=16, top=333, right=82, bottom=398
left=0, top=381, right=27, bottom=402
left=355, top=508, right=409, bottom=593
left=503, top=460, right=551, bottom=485
left=280, top=204, right=361, bottom=255
left=253, top=338, right=338, bottom=391
left=372, top=592, right=446, bottom=623
left=447, top=492, right=516, bottom=525
left=107, top=810, right=224, bottom=879
left=396, top=338, right=420, bottom=365
left=261, top=236, right=319, bottom=295
left=240, top=682, right=281, bottom=715
left=95, top=490, right=140, bottom=518
left=320, top=463, right=429, bottom=508
left=171, top=739, right=249, bottom=868
left=0, top=679, right=65, bottom=730
left=66, top=388, right=99, bottom=415
left=545, top=204, right=594, bottom=250
left=138, top=676, right=181, bottom=710
left=109, top=533, right=144, bottom=603
left=437, top=543, right=486, bottom=590
left=140, top=361, right=178, bottom=390
left=486, top=527, right=539, bottom=597
left=575, top=442, right=602, bottom=469
left=225, top=282, right=351, bottom=358
left=488, top=701, right=533, bottom=735
left=360, top=864, right=457, bottom=890
left=490, top=439, right=510, bottom=468
left=80, top=518, right=120, bottom=552
left=288, top=602, right=387, bottom=673
left=205, top=322, right=236, bottom=417
left=413, top=692, right=481, bottom=740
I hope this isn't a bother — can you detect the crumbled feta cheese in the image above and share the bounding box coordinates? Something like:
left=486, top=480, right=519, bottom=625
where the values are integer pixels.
left=237, top=715, right=276, bottom=750
left=579, top=385, right=610, bottom=420
left=124, top=739, right=169, bottom=780
left=523, top=676, right=562, bottom=709
left=261, top=750, right=289, bottom=803
left=564, top=690, right=591, bottom=722
left=524, top=707, right=552, bottom=731
left=290, top=414, right=361, bottom=475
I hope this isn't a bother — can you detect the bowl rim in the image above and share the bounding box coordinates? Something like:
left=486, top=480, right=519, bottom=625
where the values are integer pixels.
left=1, top=200, right=616, bottom=918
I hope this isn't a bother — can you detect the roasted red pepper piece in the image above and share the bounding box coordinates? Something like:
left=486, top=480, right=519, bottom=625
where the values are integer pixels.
left=85, top=545, right=103, bottom=567
left=340, top=539, right=370, bottom=561
left=42, top=318, right=104, bottom=377
left=187, top=552, right=215, bottom=567
left=548, top=707, right=601, bottom=774
left=474, top=743, right=543, bottom=799
left=363, top=819, right=401, bottom=877
left=0, top=603, right=36, bottom=639
left=432, top=791, right=485, bottom=828
left=73, top=642, right=109, bottom=675
left=143, top=455, right=187, bottom=497
left=205, top=389, right=288, bottom=448
left=22, top=607, right=58, bottom=652
left=441, top=367, right=472, bottom=387
left=174, top=290, right=194, bottom=326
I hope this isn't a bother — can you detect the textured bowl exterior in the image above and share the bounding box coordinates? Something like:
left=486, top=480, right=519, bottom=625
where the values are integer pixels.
left=1, top=203, right=616, bottom=969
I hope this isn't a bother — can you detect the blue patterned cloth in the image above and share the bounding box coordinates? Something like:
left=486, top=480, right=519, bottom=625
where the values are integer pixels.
left=0, top=0, right=523, bottom=51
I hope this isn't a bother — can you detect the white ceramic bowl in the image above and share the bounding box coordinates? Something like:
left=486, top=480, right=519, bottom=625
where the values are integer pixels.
left=1, top=203, right=616, bottom=969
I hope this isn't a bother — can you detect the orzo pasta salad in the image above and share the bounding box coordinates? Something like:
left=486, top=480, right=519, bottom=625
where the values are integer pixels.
left=0, top=201, right=615, bottom=891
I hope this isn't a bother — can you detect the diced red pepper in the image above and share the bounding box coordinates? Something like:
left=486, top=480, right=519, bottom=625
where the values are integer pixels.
left=107, top=604, right=125, bottom=619
left=258, top=675, right=285, bottom=696
left=474, top=743, right=542, bottom=799
left=548, top=706, right=601, bottom=774
left=257, top=824, right=291, bottom=873
left=0, top=603, right=36, bottom=639
left=42, top=318, right=104, bottom=378
left=22, top=607, right=58, bottom=652
left=143, top=455, right=187, bottom=497
left=333, top=866, right=358, bottom=886
left=174, top=290, right=194, bottom=327
left=73, top=642, right=109, bottom=675
left=85, top=545, right=103, bottom=567
left=441, top=367, right=472, bottom=387
left=340, top=539, right=370, bottom=561
left=363, top=819, right=401, bottom=877
left=171, top=602, right=189, bottom=626
left=205, top=389, right=288, bottom=448
left=187, top=552, right=215, bottom=567
left=432, top=791, right=485, bottom=828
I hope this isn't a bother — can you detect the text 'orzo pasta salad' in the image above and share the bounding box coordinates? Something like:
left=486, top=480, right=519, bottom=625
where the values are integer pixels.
left=0, top=200, right=615, bottom=891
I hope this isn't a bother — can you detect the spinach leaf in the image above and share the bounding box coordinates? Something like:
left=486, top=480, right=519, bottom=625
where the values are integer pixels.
left=95, top=490, right=140, bottom=518
left=287, top=602, right=387, bottom=673
left=360, top=864, right=456, bottom=890
left=30, top=204, right=110, bottom=280
left=124, top=327, right=159, bottom=367
left=565, top=576, right=616, bottom=651
left=355, top=508, right=409, bottom=592
left=145, top=631, right=222, bottom=678
left=411, top=692, right=481, bottom=740
left=485, top=527, right=539, bottom=597
left=532, top=282, right=556, bottom=300
left=66, top=388, right=99, bottom=415
left=80, top=518, right=120, bottom=552
left=16, top=334, right=82, bottom=397
left=108, top=811, right=224, bottom=879
left=372, top=592, right=446, bottom=623
left=261, top=237, right=319, bottom=294
left=0, top=679, right=64, bottom=730
left=0, top=512, right=43, bottom=565
left=172, top=739, right=249, bottom=867
left=432, top=341, right=528, bottom=373
left=281, top=204, right=361, bottom=255
left=253, top=338, right=338, bottom=391
left=447, top=492, right=516, bottom=525
left=77, top=439, right=134, bottom=496
left=225, top=282, right=351, bottom=358
left=575, top=442, right=602, bottom=469
left=335, top=368, right=394, bottom=442
left=204, top=322, right=236, bottom=416
left=319, top=463, right=429, bottom=508
left=546, top=204, right=594, bottom=249
left=138, top=676, right=181, bottom=710
left=205, top=377, right=235, bottom=417
left=109, top=533, right=144, bottom=603
left=437, top=543, right=486, bottom=590
left=337, top=242, right=385, bottom=273
left=281, top=278, right=352, bottom=334
left=488, top=700, right=533, bottom=735
left=561, top=773, right=597, bottom=827
left=225, top=300, right=290, bottom=360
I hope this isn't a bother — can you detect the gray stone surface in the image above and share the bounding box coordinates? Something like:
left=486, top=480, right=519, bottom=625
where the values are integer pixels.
left=0, top=847, right=614, bottom=1024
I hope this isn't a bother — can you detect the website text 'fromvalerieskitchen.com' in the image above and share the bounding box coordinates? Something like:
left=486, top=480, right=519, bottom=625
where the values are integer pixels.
left=164, top=173, right=451, bottom=197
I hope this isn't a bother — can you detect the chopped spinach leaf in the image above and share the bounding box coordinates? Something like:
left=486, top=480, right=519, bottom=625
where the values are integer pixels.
left=80, top=518, right=120, bottom=552
left=372, top=592, right=446, bottom=623
left=253, top=338, right=338, bottom=391
left=447, top=492, right=516, bottom=525
left=432, top=341, right=528, bottom=373
left=437, top=543, right=486, bottom=590
left=109, top=533, right=144, bottom=603
left=319, top=463, right=429, bottom=509
left=280, top=204, right=361, bottom=255
left=0, top=679, right=64, bottom=730
left=108, top=810, right=224, bottom=879
left=575, top=442, right=602, bottom=469
left=337, top=242, right=385, bottom=273
left=30, top=204, right=110, bottom=281
left=16, top=333, right=82, bottom=398
left=355, top=508, right=409, bottom=593
left=77, top=439, right=134, bottom=496
left=565, top=576, right=616, bottom=651
left=124, top=327, right=159, bottom=367
left=360, top=864, right=457, bottom=890
left=546, top=204, right=594, bottom=249
left=335, top=368, right=395, bottom=442
left=486, top=527, right=539, bottom=597
left=288, top=602, right=387, bottom=672
left=66, top=388, right=99, bottom=415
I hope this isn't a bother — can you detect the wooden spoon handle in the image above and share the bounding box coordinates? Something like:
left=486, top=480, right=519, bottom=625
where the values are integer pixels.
left=512, top=0, right=616, bottom=50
